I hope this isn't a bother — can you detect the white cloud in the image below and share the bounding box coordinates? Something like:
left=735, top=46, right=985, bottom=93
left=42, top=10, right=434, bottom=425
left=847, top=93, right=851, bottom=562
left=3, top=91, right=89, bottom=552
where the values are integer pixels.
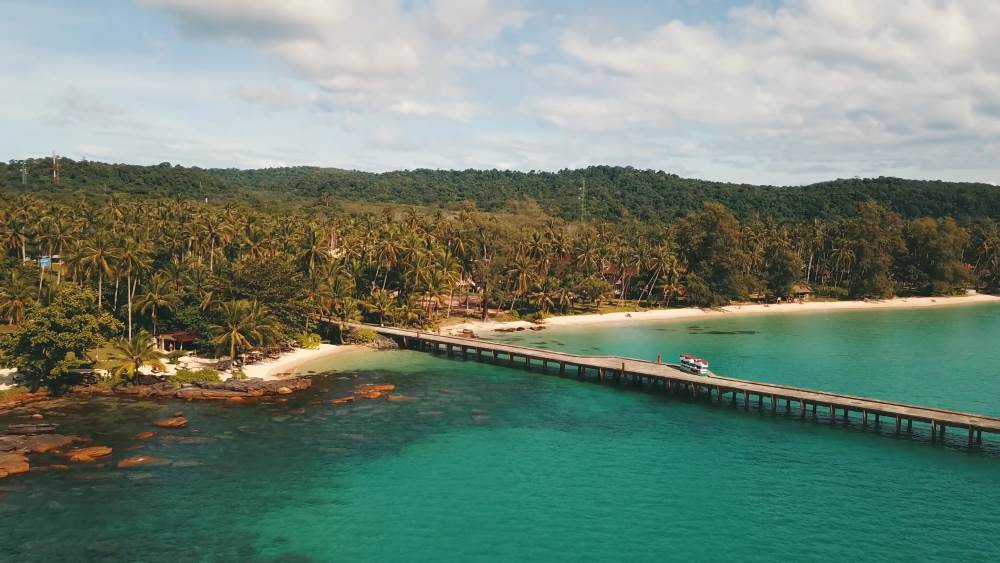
left=534, top=0, right=1000, bottom=178
left=141, top=0, right=527, bottom=121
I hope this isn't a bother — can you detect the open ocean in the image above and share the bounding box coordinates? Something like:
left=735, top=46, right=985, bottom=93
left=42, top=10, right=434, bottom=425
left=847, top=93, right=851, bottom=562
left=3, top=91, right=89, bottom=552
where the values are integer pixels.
left=2, top=303, right=999, bottom=562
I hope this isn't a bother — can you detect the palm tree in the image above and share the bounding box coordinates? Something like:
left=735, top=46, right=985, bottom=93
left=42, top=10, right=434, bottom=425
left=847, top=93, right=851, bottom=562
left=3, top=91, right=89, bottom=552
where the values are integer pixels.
left=529, top=286, right=555, bottom=314
left=553, top=287, right=576, bottom=313
left=297, top=226, right=330, bottom=275
left=117, top=237, right=152, bottom=340
left=209, top=300, right=280, bottom=360
left=104, top=330, right=166, bottom=384
left=198, top=213, right=231, bottom=272
left=134, top=275, right=181, bottom=335
left=364, top=288, right=395, bottom=326
left=74, top=231, right=117, bottom=309
left=0, top=267, right=36, bottom=325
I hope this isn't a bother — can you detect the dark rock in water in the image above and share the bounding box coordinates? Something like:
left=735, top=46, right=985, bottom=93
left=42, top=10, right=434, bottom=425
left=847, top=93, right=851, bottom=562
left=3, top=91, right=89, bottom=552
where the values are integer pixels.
left=25, top=434, right=78, bottom=453
left=115, top=382, right=181, bottom=398
left=195, top=377, right=312, bottom=395
left=5, top=423, right=57, bottom=435
left=176, top=387, right=252, bottom=401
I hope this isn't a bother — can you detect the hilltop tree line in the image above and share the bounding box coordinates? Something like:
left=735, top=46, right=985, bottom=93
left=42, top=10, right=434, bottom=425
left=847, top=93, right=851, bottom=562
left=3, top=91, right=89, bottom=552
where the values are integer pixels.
left=4, top=158, right=1000, bottom=222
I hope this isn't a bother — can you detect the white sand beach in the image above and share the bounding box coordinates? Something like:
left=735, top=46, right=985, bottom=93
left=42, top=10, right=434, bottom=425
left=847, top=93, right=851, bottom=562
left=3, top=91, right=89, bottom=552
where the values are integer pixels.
left=238, top=344, right=365, bottom=380
left=444, top=294, right=1000, bottom=335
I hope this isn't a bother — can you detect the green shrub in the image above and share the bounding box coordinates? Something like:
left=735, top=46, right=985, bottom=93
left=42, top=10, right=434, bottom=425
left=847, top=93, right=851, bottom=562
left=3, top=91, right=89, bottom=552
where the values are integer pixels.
left=229, top=369, right=247, bottom=380
left=527, top=311, right=548, bottom=322
left=171, top=367, right=221, bottom=384
left=346, top=327, right=377, bottom=344
left=166, top=350, right=187, bottom=365
left=296, top=332, right=322, bottom=349
left=814, top=285, right=850, bottom=300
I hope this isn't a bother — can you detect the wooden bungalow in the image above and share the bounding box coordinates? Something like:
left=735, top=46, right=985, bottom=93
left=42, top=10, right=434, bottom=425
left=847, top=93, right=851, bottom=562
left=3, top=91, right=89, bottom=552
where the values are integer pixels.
left=156, top=331, right=197, bottom=352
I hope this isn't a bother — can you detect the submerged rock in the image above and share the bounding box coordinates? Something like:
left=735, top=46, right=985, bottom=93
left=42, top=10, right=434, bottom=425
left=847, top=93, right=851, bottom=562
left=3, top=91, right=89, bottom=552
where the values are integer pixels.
left=117, top=456, right=164, bottom=469
left=65, top=446, right=113, bottom=463
left=356, top=383, right=396, bottom=393
left=154, top=416, right=188, bottom=429
left=5, top=423, right=57, bottom=434
left=26, top=434, right=78, bottom=454
left=160, top=435, right=214, bottom=445
left=330, top=396, right=355, bottom=405
left=135, top=431, right=155, bottom=440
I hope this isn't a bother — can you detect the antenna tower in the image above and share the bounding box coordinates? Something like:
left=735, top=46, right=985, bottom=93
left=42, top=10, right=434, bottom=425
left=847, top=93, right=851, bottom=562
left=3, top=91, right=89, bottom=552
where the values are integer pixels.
left=51, top=152, right=61, bottom=186
left=21, top=160, right=27, bottom=185
left=579, top=178, right=587, bottom=222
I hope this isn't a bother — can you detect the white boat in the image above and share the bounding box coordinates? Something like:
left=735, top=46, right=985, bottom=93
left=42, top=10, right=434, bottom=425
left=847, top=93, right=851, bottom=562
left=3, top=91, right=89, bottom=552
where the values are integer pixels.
left=679, top=354, right=710, bottom=375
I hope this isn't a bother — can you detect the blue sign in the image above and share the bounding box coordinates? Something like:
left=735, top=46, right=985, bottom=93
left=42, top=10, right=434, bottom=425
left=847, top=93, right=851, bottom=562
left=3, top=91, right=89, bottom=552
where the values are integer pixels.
left=38, top=257, right=52, bottom=268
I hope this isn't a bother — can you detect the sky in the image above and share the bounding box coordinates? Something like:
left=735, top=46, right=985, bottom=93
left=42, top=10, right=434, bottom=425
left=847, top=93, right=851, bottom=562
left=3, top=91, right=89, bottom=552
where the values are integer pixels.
left=2, top=0, right=999, bottom=186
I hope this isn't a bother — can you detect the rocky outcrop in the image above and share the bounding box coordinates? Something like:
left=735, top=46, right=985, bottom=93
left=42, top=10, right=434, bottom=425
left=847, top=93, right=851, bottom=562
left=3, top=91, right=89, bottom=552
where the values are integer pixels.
left=195, top=377, right=312, bottom=394
left=153, top=416, right=188, bottom=429
left=73, top=377, right=314, bottom=404
left=0, top=433, right=81, bottom=454
left=0, top=452, right=29, bottom=476
left=370, top=334, right=400, bottom=350
left=26, top=434, right=77, bottom=453
left=176, top=388, right=251, bottom=401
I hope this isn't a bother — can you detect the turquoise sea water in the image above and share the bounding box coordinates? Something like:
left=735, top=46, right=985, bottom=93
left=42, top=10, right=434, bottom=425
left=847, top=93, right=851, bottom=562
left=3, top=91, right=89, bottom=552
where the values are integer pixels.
left=1, top=304, right=999, bottom=562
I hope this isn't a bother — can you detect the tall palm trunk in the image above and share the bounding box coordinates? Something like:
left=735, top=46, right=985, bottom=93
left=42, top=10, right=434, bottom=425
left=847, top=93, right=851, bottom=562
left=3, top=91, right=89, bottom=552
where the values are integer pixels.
left=126, top=273, right=132, bottom=340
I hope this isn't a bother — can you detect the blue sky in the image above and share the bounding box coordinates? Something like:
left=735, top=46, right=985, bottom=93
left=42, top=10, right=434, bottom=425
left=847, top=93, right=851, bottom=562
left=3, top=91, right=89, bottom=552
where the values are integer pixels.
left=2, top=0, right=998, bottom=185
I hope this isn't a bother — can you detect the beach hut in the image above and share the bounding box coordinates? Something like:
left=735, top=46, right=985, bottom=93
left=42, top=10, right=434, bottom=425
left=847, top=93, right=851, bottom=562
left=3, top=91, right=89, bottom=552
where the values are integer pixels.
left=156, top=331, right=197, bottom=352
left=792, top=283, right=814, bottom=301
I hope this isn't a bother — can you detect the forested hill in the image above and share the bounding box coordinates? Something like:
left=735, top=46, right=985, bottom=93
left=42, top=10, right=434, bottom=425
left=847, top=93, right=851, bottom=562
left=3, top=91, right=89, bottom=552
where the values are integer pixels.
left=4, top=158, right=999, bottom=222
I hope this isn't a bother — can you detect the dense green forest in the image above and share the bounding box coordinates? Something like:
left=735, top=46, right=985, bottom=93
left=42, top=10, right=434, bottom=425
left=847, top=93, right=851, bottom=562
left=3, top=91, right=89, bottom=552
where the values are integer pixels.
left=4, top=158, right=1000, bottom=222
left=2, top=158, right=999, bottom=391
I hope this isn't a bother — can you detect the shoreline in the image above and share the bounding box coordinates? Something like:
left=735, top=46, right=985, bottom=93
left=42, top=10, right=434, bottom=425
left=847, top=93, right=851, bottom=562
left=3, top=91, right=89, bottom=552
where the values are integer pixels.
left=443, top=294, right=1000, bottom=335
left=239, top=343, right=366, bottom=380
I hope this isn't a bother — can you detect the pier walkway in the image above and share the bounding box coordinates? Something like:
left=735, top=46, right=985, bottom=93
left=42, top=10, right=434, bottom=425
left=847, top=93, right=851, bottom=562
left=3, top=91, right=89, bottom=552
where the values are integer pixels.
left=343, top=323, right=1000, bottom=448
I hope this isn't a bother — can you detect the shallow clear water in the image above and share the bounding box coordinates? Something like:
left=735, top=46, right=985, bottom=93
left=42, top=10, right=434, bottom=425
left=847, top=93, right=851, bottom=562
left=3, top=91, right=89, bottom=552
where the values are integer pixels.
left=1, top=304, right=999, bottom=562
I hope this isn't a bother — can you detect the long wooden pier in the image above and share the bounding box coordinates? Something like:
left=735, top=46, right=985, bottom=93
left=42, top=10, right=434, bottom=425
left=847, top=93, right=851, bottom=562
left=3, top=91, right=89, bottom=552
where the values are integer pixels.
left=348, top=324, right=1000, bottom=448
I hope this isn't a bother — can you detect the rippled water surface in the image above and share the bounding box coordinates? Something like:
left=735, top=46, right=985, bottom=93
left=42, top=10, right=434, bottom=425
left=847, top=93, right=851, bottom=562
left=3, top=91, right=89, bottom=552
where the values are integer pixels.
left=1, top=303, right=999, bottom=562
